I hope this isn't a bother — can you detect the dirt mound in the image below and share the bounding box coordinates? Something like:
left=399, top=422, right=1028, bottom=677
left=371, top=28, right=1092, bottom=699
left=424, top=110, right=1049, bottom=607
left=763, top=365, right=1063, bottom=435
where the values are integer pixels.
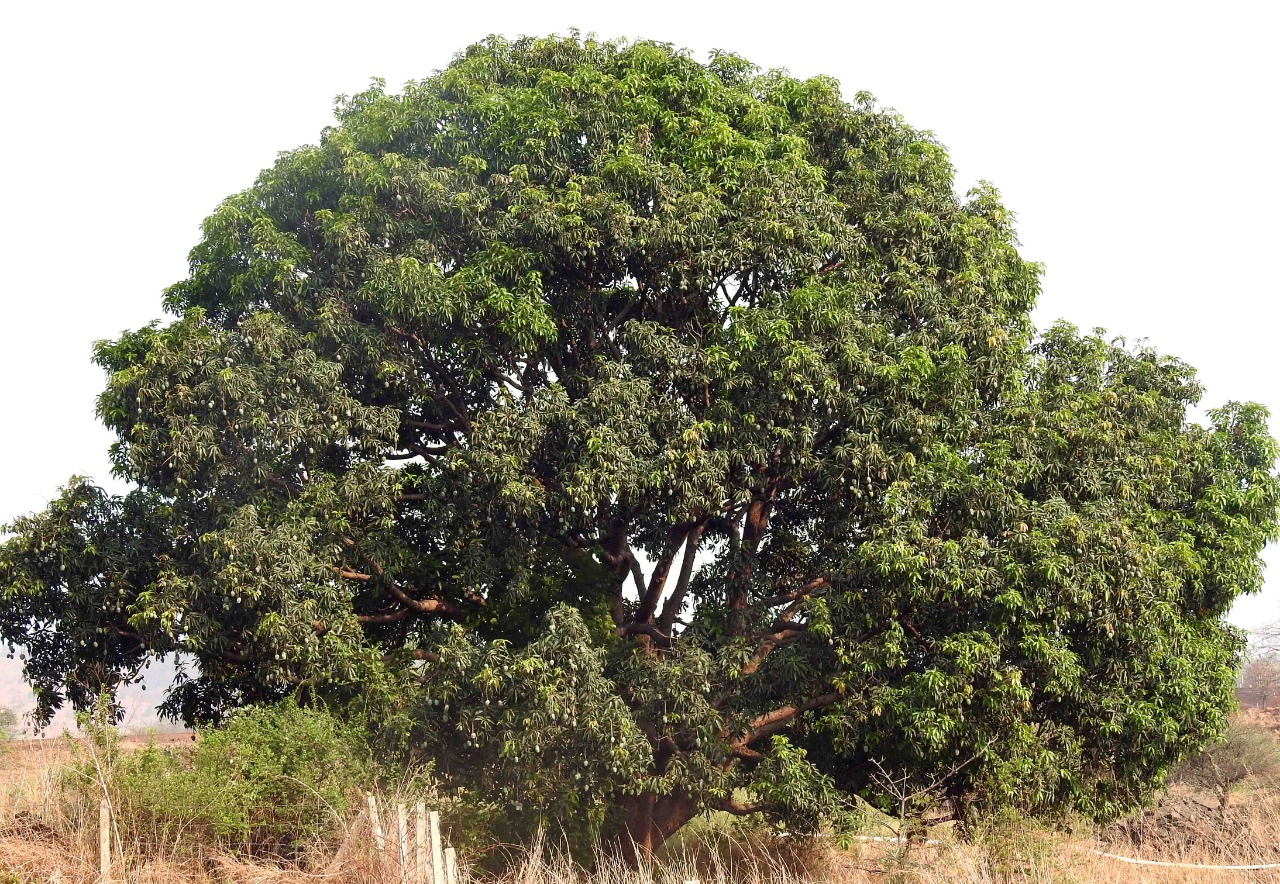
left=0, top=810, right=58, bottom=843
left=1105, top=793, right=1228, bottom=853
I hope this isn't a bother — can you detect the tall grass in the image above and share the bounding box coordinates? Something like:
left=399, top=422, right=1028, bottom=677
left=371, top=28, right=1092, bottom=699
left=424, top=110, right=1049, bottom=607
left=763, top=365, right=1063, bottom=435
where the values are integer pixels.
left=7, top=711, right=1280, bottom=883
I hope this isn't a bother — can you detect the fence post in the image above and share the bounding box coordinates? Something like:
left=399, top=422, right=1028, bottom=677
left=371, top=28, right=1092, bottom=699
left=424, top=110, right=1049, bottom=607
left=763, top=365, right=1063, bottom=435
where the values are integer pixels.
left=416, top=802, right=428, bottom=884
left=430, top=810, right=445, bottom=884
left=368, top=795, right=386, bottom=852
left=98, top=798, right=111, bottom=884
left=397, top=802, right=410, bottom=881
left=445, top=845, right=459, bottom=884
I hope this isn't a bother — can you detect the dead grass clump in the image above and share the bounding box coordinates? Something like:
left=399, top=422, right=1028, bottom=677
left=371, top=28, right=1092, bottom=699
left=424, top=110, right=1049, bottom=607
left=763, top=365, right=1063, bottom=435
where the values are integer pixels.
left=478, top=834, right=867, bottom=884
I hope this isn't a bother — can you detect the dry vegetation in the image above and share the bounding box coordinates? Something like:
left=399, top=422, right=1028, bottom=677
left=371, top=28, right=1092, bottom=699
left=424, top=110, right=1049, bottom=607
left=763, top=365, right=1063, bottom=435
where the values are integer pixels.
left=5, top=718, right=1280, bottom=884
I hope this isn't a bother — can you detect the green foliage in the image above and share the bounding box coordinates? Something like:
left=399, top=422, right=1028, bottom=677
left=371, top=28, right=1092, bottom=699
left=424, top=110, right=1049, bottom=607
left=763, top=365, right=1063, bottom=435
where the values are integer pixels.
left=65, top=703, right=368, bottom=857
left=401, top=605, right=652, bottom=850
left=2, top=32, right=1278, bottom=854
left=0, top=706, right=17, bottom=739
left=189, top=703, right=369, bottom=850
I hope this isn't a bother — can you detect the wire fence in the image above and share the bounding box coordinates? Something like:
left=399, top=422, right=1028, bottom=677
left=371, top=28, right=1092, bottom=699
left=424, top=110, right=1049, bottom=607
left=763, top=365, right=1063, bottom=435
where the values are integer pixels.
left=94, top=796, right=465, bottom=884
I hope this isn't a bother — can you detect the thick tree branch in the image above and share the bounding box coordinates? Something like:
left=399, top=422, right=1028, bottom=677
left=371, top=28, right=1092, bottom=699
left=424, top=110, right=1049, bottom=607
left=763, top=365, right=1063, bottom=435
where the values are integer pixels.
left=620, top=622, right=672, bottom=647
left=599, top=522, right=632, bottom=572
left=386, top=582, right=461, bottom=618
left=489, top=369, right=528, bottom=394
left=603, top=299, right=639, bottom=334
left=757, top=577, right=828, bottom=608
left=341, top=545, right=471, bottom=625
left=632, top=520, right=701, bottom=628
left=636, top=546, right=678, bottom=625
left=718, top=798, right=766, bottom=816
left=765, top=598, right=806, bottom=632
left=742, top=496, right=773, bottom=554
left=658, top=522, right=705, bottom=633
left=740, top=692, right=842, bottom=746
left=600, top=523, right=645, bottom=631
left=628, top=555, right=647, bottom=601
left=357, top=608, right=413, bottom=625
left=742, top=628, right=805, bottom=676
left=610, top=580, right=627, bottom=629
left=654, top=734, right=680, bottom=773
left=728, top=493, right=776, bottom=625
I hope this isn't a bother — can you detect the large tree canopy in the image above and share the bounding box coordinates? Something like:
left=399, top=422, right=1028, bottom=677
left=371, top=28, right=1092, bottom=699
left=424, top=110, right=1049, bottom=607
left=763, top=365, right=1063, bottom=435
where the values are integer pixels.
left=3, top=34, right=1278, bottom=854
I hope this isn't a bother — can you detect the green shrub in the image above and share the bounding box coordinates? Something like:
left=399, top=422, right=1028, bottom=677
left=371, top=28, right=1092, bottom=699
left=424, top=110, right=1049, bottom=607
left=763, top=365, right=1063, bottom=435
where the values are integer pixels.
left=0, top=705, right=17, bottom=739
left=68, top=702, right=369, bottom=858
left=188, top=703, right=369, bottom=852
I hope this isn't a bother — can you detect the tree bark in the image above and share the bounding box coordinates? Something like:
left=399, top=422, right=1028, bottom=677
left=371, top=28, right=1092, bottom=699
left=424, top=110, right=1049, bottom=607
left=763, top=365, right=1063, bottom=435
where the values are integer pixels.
left=609, top=792, right=699, bottom=866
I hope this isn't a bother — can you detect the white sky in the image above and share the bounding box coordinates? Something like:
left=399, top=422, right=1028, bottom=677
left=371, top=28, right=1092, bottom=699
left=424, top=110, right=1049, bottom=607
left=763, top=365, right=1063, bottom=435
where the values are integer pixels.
left=1, top=0, right=1277, bottom=694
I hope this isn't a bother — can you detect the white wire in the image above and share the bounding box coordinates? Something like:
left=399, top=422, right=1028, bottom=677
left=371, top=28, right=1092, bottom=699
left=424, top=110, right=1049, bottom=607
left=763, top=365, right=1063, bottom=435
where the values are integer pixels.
left=1089, top=850, right=1280, bottom=871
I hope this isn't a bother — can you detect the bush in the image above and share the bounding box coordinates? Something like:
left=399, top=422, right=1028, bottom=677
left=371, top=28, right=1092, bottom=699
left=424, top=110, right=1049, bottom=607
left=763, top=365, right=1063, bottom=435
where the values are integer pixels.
left=67, top=702, right=370, bottom=858
left=187, top=703, right=369, bottom=852
left=0, top=706, right=16, bottom=739
left=1172, top=719, right=1280, bottom=810
left=968, top=809, right=1070, bottom=883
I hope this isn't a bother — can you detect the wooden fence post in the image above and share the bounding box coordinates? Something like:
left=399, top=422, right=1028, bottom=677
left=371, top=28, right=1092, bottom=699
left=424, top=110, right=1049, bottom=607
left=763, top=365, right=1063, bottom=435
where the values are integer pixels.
left=416, top=802, right=428, bottom=883
left=368, top=795, right=386, bottom=852
left=430, top=810, right=445, bottom=884
left=397, top=802, right=410, bottom=881
left=445, top=845, right=459, bottom=884
left=98, top=798, right=111, bottom=884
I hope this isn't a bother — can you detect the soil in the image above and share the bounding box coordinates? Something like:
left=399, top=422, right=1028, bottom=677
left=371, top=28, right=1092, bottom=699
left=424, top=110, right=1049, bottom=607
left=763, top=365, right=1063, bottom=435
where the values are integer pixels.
left=1103, top=791, right=1232, bottom=853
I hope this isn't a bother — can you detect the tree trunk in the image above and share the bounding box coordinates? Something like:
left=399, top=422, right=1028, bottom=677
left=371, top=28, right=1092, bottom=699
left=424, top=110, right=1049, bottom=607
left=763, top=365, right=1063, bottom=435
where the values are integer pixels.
left=609, top=792, right=699, bottom=866
left=947, top=789, right=977, bottom=840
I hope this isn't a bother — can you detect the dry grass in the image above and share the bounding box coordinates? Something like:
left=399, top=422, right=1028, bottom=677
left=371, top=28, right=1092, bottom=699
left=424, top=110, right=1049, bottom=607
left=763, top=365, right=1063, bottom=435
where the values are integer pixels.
left=5, top=731, right=1280, bottom=883
left=2, top=827, right=1280, bottom=883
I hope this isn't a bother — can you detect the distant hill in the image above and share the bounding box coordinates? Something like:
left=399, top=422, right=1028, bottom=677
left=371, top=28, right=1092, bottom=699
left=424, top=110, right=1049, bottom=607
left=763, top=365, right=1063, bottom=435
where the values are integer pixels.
left=0, top=654, right=181, bottom=736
